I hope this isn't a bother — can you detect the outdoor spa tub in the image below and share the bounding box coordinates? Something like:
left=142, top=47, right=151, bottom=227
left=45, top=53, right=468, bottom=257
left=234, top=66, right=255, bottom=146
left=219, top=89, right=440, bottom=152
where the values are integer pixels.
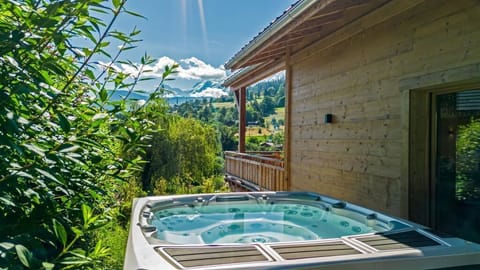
left=124, top=192, right=480, bottom=269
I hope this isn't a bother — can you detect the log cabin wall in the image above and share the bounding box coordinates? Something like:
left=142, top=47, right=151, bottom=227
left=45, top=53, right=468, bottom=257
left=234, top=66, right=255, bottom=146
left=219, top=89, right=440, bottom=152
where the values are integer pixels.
left=286, top=0, right=480, bottom=218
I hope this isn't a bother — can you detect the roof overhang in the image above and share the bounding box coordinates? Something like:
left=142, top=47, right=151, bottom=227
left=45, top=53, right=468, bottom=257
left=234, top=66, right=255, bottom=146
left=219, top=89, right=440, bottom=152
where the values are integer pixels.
left=224, top=0, right=393, bottom=76
left=224, top=0, right=318, bottom=70
left=223, top=60, right=285, bottom=89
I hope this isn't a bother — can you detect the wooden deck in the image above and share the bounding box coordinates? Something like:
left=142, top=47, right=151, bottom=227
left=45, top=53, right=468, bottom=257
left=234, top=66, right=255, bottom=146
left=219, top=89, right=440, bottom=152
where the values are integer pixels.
left=224, top=151, right=287, bottom=191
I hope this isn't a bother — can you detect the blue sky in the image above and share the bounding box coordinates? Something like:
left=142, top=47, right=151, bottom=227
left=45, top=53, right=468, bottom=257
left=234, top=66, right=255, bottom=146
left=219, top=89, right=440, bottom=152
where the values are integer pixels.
left=108, top=0, right=296, bottom=90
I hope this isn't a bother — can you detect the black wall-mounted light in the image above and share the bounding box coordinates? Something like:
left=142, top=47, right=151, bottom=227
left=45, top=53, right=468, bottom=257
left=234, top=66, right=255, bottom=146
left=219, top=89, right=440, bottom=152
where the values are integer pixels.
left=448, top=127, right=455, bottom=136
left=325, top=114, right=333, bottom=123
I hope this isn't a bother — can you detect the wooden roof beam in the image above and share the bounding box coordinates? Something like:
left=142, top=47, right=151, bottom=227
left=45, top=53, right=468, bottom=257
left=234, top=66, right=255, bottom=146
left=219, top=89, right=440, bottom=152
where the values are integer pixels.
left=228, top=59, right=286, bottom=89
left=228, top=0, right=339, bottom=70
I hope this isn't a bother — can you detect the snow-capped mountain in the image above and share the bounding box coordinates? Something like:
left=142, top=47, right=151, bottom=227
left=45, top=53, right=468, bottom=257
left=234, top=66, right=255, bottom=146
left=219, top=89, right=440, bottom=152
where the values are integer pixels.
left=190, top=80, right=228, bottom=98
left=162, top=84, right=191, bottom=97
left=191, top=80, right=223, bottom=93
left=163, top=80, right=229, bottom=98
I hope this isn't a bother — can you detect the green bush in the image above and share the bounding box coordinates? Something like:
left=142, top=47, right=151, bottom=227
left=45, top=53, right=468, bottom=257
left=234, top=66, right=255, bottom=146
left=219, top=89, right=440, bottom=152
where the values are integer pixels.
left=456, top=118, right=480, bottom=201
left=143, top=117, right=221, bottom=192
left=0, top=1, right=176, bottom=268
left=91, top=221, right=129, bottom=270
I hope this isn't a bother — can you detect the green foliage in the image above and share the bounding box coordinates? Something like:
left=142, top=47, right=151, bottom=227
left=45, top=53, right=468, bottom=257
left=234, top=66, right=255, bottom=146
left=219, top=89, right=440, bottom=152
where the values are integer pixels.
left=142, top=117, right=222, bottom=193
left=276, top=96, right=285, bottom=107
left=198, top=175, right=229, bottom=193
left=90, top=222, right=129, bottom=270
left=456, top=118, right=480, bottom=201
left=0, top=0, right=176, bottom=268
left=260, top=96, right=276, bottom=116
left=272, top=131, right=284, bottom=146
left=246, top=106, right=264, bottom=126
left=246, top=77, right=284, bottom=100
left=245, top=136, right=262, bottom=151
left=217, top=125, right=238, bottom=151
left=172, top=77, right=286, bottom=152
left=246, top=78, right=285, bottom=126
left=151, top=175, right=227, bottom=195
left=172, top=99, right=238, bottom=152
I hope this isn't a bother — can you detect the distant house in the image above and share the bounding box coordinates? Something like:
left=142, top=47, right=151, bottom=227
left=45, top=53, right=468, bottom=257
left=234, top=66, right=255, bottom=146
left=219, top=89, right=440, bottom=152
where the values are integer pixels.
left=223, top=0, right=480, bottom=243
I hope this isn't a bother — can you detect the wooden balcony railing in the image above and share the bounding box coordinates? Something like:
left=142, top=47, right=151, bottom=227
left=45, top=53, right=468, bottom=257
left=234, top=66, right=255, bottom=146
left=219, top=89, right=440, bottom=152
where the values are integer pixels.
left=224, top=151, right=287, bottom=191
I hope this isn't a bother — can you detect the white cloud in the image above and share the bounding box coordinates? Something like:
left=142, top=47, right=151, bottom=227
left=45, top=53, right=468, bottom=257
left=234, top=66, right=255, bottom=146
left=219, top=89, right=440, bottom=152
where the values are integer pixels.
left=97, top=61, right=143, bottom=78
left=119, top=63, right=141, bottom=77
left=97, top=61, right=122, bottom=73
left=176, top=57, right=226, bottom=80
left=151, top=56, right=178, bottom=74
left=190, top=87, right=228, bottom=98
left=100, top=56, right=226, bottom=82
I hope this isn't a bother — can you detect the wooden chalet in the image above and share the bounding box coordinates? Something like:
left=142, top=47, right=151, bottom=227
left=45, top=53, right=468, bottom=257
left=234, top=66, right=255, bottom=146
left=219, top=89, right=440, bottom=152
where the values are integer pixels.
left=223, top=0, right=480, bottom=243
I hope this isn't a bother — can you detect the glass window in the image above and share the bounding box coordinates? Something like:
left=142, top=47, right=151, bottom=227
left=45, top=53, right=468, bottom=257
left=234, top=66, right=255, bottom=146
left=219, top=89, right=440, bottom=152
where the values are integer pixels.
left=435, top=89, right=480, bottom=243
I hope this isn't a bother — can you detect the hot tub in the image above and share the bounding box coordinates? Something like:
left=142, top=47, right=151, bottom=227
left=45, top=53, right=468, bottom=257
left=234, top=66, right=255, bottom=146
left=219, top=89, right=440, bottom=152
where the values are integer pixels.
left=124, top=192, right=480, bottom=269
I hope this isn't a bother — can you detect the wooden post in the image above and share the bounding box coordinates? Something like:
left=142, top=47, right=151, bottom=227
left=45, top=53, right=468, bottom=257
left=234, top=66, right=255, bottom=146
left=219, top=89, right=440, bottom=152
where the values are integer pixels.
left=238, top=87, right=247, bottom=153
left=285, top=51, right=292, bottom=190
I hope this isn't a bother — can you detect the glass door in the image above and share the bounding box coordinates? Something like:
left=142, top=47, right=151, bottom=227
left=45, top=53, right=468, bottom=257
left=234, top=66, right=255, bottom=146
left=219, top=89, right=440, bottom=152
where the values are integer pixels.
left=435, top=89, right=480, bottom=243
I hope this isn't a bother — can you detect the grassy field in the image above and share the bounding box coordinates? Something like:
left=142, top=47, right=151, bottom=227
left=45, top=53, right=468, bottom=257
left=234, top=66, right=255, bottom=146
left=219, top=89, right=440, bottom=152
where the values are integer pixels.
left=267, top=107, right=285, bottom=122
left=246, top=126, right=272, bottom=136
left=247, top=107, right=285, bottom=137
left=265, top=107, right=285, bottom=130
left=212, top=100, right=285, bottom=136
left=212, top=101, right=235, bottom=108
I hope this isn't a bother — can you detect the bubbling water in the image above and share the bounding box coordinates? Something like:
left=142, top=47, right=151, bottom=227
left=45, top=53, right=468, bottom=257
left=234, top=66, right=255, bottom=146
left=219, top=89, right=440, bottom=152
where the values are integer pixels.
left=151, top=203, right=377, bottom=245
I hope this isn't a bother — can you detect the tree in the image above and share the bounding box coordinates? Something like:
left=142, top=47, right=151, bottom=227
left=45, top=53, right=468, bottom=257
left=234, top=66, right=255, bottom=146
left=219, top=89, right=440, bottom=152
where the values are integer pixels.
left=276, top=96, right=285, bottom=107
left=143, top=117, right=221, bottom=193
left=217, top=125, right=238, bottom=151
left=0, top=1, right=176, bottom=268
left=272, top=131, right=284, bottom=146
left=223, top=107, right=238, bottom=126
left=265, top=86, right=275, bottom=96
left=260, top=96, right=276, bottom=116
left=246, top=106, right=259, bottom=123
left=271, top=117, right=278, bottom=129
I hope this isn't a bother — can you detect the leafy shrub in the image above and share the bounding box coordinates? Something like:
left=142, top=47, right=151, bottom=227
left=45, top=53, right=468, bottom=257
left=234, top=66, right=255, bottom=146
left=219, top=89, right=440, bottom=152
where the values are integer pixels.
left=143, top=117, right=221, bottom=192
left=456, top=118, right=480, bottom=201
left=0, top=0, right=176, bottom=268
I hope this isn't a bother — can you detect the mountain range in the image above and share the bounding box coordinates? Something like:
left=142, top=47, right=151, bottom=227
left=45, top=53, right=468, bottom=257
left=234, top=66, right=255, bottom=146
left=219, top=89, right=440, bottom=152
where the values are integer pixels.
left=164, top=71, right=285, bottom=98
left=110, top=71, right=285, bottom=102
left=108, top=80, right=228, bottom=106
left=163, top=80, right=228, bottom=98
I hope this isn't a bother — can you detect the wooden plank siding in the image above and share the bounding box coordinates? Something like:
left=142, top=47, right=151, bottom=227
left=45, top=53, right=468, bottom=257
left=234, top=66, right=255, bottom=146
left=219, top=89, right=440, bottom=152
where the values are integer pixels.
left=287, top=0, right=480, bottom=217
